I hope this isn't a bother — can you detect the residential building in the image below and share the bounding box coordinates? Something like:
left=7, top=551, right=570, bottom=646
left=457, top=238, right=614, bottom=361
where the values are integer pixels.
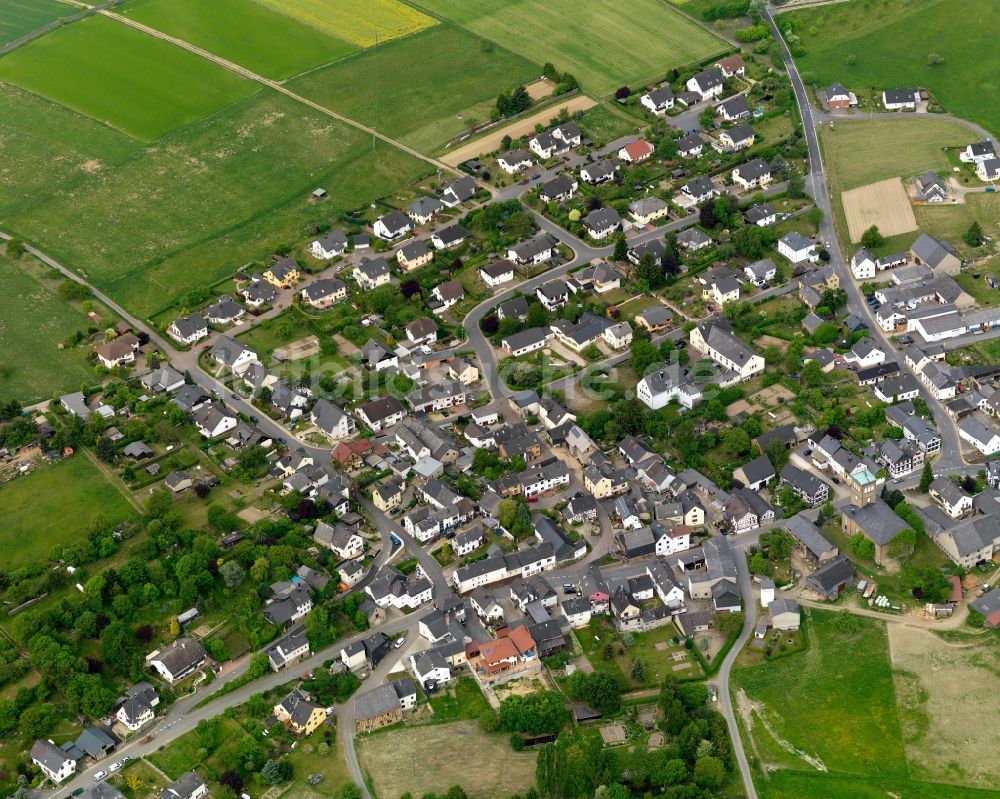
left=148, top=638, right=206, bottom=684
left=274, top=689, right=326, bottom=736
left=373, top=209, right=412, bottom=241
left=777, top=231, right=818, bottom=264
left=263, top=257, right=300, bottom=288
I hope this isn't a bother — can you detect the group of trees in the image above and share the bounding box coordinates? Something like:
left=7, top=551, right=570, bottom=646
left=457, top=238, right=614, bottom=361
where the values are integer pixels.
left=495, top=85, right=533, bottom=119
left=565, top=670, right=623, bottom=715
left=535, top=677, right=733, bottom=799
left=498, top=690, right=567, bottom=735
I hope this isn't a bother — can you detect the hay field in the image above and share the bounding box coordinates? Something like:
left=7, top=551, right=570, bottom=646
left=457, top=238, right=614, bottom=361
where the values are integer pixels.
left=122, top=0, right=358, bottom=80
left=0, top=15, right=255, bottom=140
left=408, top=0, right=727, bottom=95
left=889, top=625, right=1000, bottom=790
left=842, top=178, right=917, bottom=242
left=357, top=720, right=536, bottom=799
left=254, top=0, right=435, bottom=47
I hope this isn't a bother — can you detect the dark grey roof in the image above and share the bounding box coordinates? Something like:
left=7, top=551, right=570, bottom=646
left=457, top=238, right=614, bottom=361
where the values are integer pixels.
left=807, top=555, right=853, bottom=592
left=738, top=454, right=774, bottom=486
left=784, top=514, right=834, bottom=559
left=161, top=773, right=206, bottom=799
left=583, top=207, right=621, bottom=231
left=843, top=501, right=908, bottom=546
left=883, top=88, right=918, bottom=105
left=355, top=678, right=416, bottom=719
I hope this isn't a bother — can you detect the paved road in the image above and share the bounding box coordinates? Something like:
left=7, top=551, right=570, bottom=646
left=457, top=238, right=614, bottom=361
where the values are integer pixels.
left=763, top=9, right=964, bottom=470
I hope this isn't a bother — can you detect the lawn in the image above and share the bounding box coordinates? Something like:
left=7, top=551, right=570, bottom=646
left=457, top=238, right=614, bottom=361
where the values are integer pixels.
left=957, top=255, right=1000, bottom=308
left=289, top=24, right=540, bottom=153
left=731, top=608, right=908, bottom=781
left=0, top=255, right=96, bottom=404
left=3, top=90, right=431, bottom=318
left=818, top=118, right=971, bottom=192
left=425, top=676, right=492, bottom=722
left=281, top=736, right=353, bottom=799
left=761, top=771, right=1000, bottom=799
left=0, top=0, right=70, bottom=45
left=0, top=15, right=256, bottom=140
left=358, top=719, right=536, bottom=799
left=783, top=0, right=1000, bottom=138
left=122, top=0, right=358, bottom=80
left=0, top=454, right=136, bottom=571
left=914, top=193, right=1000, bottom=252
left=407, top=0, right=728, bottom=95
left=577, top=104, right=639, bottom=148
left=148, top=716, right=247, bottom=779
left=255, top=0, right=435, bottom=47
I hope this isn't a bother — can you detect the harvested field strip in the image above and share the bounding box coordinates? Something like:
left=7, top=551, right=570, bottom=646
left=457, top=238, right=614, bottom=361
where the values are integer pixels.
left=254, top=0, right=435, bottom=47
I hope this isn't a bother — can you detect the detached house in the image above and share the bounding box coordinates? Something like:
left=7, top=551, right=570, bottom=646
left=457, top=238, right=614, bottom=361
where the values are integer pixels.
left=148, top=638, right=207, bottom=684
left=168, top=313, right=208, bottom=345
left=617, top=138, right=654, bottom=164
left=682, top=176, right=716, bottom=204
left=192, top=402, right=238, bottom=439
left=31, top=740, right=77, bottom=784
left=641, top=85, right=675, bottom=115
left=583, top=207, right=621, bottom=239
left=406, top=196, right=443, bottom=225
left=301, top=278, right=347, bottom=310
left=825, top=82, right=854, bottom=109
left=440, top=175, right=476, bottom=207
left=677, top=132, right=704, bottom=158
left=204, top=295, right=244, bottom=326
left=353, top=257, right=392, bottom=290
left=497, top=149, right=534, bottom=174
left=717, top=94, right=750, bottom=122
left=274, top=689, right=326, bottom=736
left=686, top=67, right=724, bottom=100
left=310, top=398, right=355, bottom=441
left=397, top=240, right=433, bottom=271
left=431, top=225, right=469, bottom=251
left=356, top=396, right=406, bottom=432
left=263, top=257, right=300, bottom=288
left=373, top=209, right=412, bottom=241
left=882, top=88, right=919, bottom=111
left=629, top=196, right=670, bottom=225
left=405, top=316, right=437, bottom=345
left=539, top=174, right=578, bottom=203
left=715, top=54, right=745, bottom=77
left=314, top=521, right=364, bottom=560
left=508, top=235, right=556, bottom=266
left=480, top=259, right=516, bottom=288
left=309, top=228, right=347, bottom=260
left=746, top=202, right=776, bottom=227
left=240, top=277, right=276, bottom=309
left=977, top=158, right=1000, bottom=181
left=732, top=158, right=771, bottom=190
left=96, top=333, right=140, bottom=369
left=777, top=231, right=818, bottom=264
left=580, top=158, right=618, bottom=185
left=719, top=123, right=755, bottom=151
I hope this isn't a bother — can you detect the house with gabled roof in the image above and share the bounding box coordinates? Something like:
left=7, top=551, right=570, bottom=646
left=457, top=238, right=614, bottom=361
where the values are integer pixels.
left=641, top=85, right=675, bottom=115
left=717, top=94, right=750, bottom=122
left=263, top=257, right=300, bottom=288
left=373, top=209, right=412, bottom=241
left=686, top=67, right=724, bottom=100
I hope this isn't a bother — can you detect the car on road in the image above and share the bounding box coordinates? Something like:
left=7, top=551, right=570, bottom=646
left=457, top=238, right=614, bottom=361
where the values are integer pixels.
left=121, top=756, right=131, bottom=764
left=394, top=635, right=406, bottom=649
left=72, top=790, right=85, bottom=797
left=250, top=415, right=259, bottom=424
left=278, top=437, right=286, bottom=445
left=231, top=393, right=239, bottom=400
left=93, top=771, right=108, bottom=782
left=108, top=763, right=121, bottom=774
left=563, top=584, right=578, bottom=594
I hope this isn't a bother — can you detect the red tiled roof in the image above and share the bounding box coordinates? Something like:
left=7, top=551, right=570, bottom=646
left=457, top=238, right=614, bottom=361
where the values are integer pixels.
left=623, top=139, right=654, bottom=160
left=507, top=625, right=536, bottom=655
left=948, top=575, right=963, bottom=604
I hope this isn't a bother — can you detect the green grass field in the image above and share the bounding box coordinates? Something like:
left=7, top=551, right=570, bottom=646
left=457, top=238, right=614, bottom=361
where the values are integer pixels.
left=762, top=771, right=1000, bottom=799
left=784, top=0, right=1000, bottom=137
left=255, top=0, right=435, bottom=47
left=407, top=0, right=727, bottom=95
left=0, top=15, right=255, bottom=140
left=3, top=90, right=431, bottom=318
left=289, top=24, right=540, bottom=153
left=0, top=0, right=70, bottom=45
left=0, top=455, right=136, bottom=571
left=732, top=609, right=907, bottom=780
left=0, top=255, right=96, bottom=404
left=577, top=104, right=639, bottom=148
left=915, top=193, right=1000, bottom=248
left=122, top=0, right=358, bottom=80
left=819, top=118, right=971, bottom=192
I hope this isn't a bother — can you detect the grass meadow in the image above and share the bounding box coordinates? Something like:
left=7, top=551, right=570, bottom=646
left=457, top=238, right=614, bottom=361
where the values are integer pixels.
left=0, top=0, right=69, bottom=45
left=0, top=254, right=95, bottom=404
left=819, top=118, right=971, bottom=192
left=0, top=15, right=255, bottom=140
left=784, top=0, right=1000, bottom=136
left=358, top=719, right=536, bottom=799
left=255, top=0, right=435, bottom=47
left=289, top=24, right=540, bottom=153
left=2, top=90, right=431, bottom=318
left=407, top=0, right=727, bottom=95
left=122, top=0, right=358, bottom=80
left=0, top=455, right=136, bottom=571
left=732, top=609, right=908, bottom=781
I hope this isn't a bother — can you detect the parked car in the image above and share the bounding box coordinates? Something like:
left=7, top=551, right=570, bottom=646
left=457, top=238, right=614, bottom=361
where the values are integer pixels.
left=394, top=635, right=406, bottom=649
left=108, top=763, right=121, bottom=774
left=93, top=772, right=108, bottom=782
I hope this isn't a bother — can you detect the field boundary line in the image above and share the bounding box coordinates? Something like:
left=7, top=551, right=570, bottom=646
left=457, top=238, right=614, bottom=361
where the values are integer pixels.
left=65, top=3, right=459, bottom=176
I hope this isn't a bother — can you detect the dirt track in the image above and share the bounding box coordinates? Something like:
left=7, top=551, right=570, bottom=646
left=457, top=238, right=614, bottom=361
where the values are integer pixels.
left=441, top=95, right=597, bottom=166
